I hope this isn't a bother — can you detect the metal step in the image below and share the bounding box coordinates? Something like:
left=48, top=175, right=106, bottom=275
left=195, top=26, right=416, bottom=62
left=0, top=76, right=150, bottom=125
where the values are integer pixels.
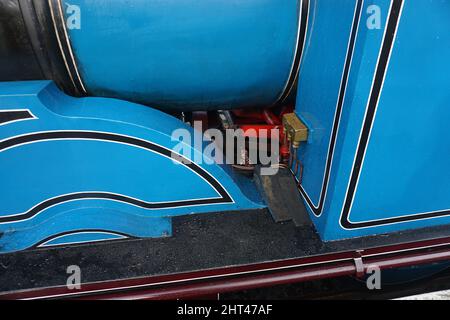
left=255, top=166, right=312, bottom=227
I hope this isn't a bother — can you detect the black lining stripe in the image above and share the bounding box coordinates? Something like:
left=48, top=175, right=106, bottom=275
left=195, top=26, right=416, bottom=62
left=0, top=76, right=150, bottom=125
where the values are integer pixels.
left=298, top=0, right=450, bottom=230
left=298, top=0, right=364, bottom=216
left=17, top=0, right=83, bottom=96
left=0, top=110, right=35, bottom=125
left=34, top=229, right=135, bottom=248
left=276, top=0, right=310, bottom=104
left=0, top=131, right=232, bottom=224
left=337, top=0, right=450, bottom=229
left=47, top=0, right=85, bottom=95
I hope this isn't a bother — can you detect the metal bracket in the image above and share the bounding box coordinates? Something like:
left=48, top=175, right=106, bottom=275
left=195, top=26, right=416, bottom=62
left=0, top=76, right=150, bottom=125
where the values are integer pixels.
left=282, top=113, right=308, bottom=148
left=354, top=251, right=365, bottom=278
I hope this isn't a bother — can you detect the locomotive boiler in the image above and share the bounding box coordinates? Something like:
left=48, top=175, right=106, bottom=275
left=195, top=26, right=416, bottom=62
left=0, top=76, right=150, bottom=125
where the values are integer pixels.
left=0, top=0, right=449, bottom=255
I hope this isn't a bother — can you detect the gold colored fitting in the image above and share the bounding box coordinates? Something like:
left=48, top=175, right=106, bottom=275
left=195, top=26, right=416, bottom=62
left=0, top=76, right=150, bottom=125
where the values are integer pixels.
left=282, top=113, right=308, bottom=148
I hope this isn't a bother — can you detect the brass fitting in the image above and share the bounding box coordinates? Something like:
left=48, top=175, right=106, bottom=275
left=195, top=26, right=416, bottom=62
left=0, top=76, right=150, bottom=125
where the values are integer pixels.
left=282, top=113, right=308, bottom=148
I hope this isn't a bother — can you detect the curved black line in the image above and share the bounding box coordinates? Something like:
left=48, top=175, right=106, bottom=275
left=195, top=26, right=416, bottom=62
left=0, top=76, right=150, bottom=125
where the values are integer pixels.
left=337, top=0, right=446, bottom=229
left=0, top=110, right=35, bottom=125
left=298, top=0, right=364, bottom=216
left=17, top=0, right=83, bottom=96
left=344, top=209, right=450, bottom=230
left=0, top=131, right=233, bottom=224
left=33, top=229, right=135, bottom=248
left=47, top=0, right=85, bottom=95
left=277, top=0, right=310, bottom=104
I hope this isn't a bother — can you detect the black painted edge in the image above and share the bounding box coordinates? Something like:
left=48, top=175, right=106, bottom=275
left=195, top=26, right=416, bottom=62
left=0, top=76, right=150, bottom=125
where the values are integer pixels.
left=46, top=0, right=86, bottom=95
left=337, top=0, right=449, bottom=230
left=18, top=0, right=84, bottom=96
left=33, top=229, right=136, bottom=248
left=298, top=0, right=364, bottom=216
left=276, top=0, right=310, bottom=105
left=0, top=131, right=233, bottom=224
left=0, top=110, right=36, bottom=126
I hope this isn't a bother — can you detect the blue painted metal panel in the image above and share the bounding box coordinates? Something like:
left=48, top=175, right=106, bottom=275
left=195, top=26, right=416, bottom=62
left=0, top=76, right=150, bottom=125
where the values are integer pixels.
left=341, top=0, right=450, bottom=231
left=294, top=0, right=450, bottom=240
left=61, top=0, right=301, bottom=110
left=294, top=0, right=360, bottom=213
left=0, top=81, right=262, bottom=253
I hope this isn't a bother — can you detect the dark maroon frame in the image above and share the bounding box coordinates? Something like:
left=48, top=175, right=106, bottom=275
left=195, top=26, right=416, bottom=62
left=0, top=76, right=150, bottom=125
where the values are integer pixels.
left=1, top=236, right=450, bottom=300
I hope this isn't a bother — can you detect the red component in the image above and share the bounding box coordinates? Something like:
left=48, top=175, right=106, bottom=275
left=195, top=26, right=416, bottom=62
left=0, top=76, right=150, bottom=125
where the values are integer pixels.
left=262, top=109, right=281, bottom=125
left=232, top=109, right=266, bottom=121
left=232, top=106, right=294, bottom=163
left=239, top=125, right=281, bottom=139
